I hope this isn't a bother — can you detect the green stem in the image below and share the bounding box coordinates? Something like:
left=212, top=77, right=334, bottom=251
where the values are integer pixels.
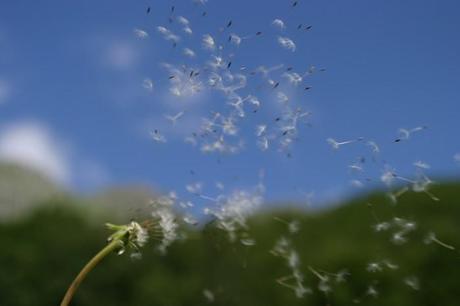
left=60, top=240, right=121, bottom=306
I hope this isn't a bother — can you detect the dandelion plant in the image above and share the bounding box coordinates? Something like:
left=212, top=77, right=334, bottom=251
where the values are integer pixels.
left=60, top=221, right=149, bottom=306
left=60, top=202, right=177, bottom=306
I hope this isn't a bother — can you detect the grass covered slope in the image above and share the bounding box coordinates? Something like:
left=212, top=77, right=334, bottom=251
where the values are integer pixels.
left=0, top=183, right=458, bottom=306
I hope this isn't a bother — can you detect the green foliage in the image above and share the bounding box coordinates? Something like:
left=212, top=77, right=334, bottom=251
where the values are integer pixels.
left=0, top=183, right=459, bottom=306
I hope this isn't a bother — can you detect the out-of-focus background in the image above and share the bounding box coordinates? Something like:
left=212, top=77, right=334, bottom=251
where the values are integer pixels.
left=0, top=170, right=459, bottom=305
left=0, top=0, right=460, bottom=305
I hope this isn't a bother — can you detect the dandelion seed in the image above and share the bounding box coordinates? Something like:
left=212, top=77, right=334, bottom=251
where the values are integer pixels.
left=288, top=251, right=300, bottom=269
left=152, top=204, right=178, bottom=254
left=294, top=285, right=310, bottom=298
left=380, top=167, right=397, bottom=186
left=424, top=231, right=455, bottom=250
left=373, top=222, right=391, bottom=232
left=387, top=186, right=409, bottom=204
left=240, top=237, right=256, bottom=246
left=203, top=289, right=215, bottom=302
left=404, top=276, right=420, bottom=290
left=392, top=231, right=407, bottom=245
left=413, top=160, right=430, bottom=169
left=164, top=111, right=185, bottom=126
left=183, top=26, right=193, bottom=35
left=130, top=252, right=142, bottom=260
left=183, top=48, right=196, bottom=58
left=367, top=262, right=382, bottom=273
left=183, top=215, right=198, bottom=226
left=283, top=72, right=302, bottom=85
left=327, top=137, right=361, bottom=150
left=272, top=19, right=286, bottom=30
left=186, top=182, right=203, bottom=195
left=150, top=129, right=166, bottom=143
left=256, top=64, right=285, bottom=77
left=271, top=237, right=290, bottom=257
left=142, top=78, right=154, bottom=91
left=348, top=163, right=364, bottom=172
left=318, top=278, right=331, bottom=294
left=395, top=126, right=427, bottom=142
left=157, top=26, right=180, bottom=43
left=383, top=259, right=399, bottom=270
left=229, top=33, right=242, bottom=46
left=257, top=137, right=269, bottom=151
left=278, top=36, right=296, bottom=51
left=367, top=141, right=380, bottom=154
left=221, top=116, right=238, bottom=135
left=202, top=34, right=216, bottom=50
left=288, top=220, right=300, bottom=234
left=206, top=185, right=264, bottom=241
left=277, top=92, right=289, bottom=104
left=411, top=173, right=440, bottom=201
left=176, top=16, right=190, bottom=26
left=335, top=270, right=350, bottom=283
left=255, top=124, right=267, bottom=137
left=134, top=28, right=149, bottom=39
left=179, top=200, right=194, bottom=208
left=366, top=285, right=378, bottom=298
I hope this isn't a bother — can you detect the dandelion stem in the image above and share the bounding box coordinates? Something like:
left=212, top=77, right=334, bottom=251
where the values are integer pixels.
left=60, top=239, right=122, bottom=306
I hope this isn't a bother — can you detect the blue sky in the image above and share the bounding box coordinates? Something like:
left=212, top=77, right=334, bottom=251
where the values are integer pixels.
left=0, top=0, right=459, bottom=207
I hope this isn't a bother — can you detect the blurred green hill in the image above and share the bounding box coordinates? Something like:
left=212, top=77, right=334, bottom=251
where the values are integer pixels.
left=0, top=169, right=458, bottom=305
left=0, top=163, right=62, bottom=221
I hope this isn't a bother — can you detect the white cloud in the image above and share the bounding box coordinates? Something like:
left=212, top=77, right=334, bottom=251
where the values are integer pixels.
left=0, top=120, right=110, bottom=189
left=0, top=121, right=71, bottom=184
